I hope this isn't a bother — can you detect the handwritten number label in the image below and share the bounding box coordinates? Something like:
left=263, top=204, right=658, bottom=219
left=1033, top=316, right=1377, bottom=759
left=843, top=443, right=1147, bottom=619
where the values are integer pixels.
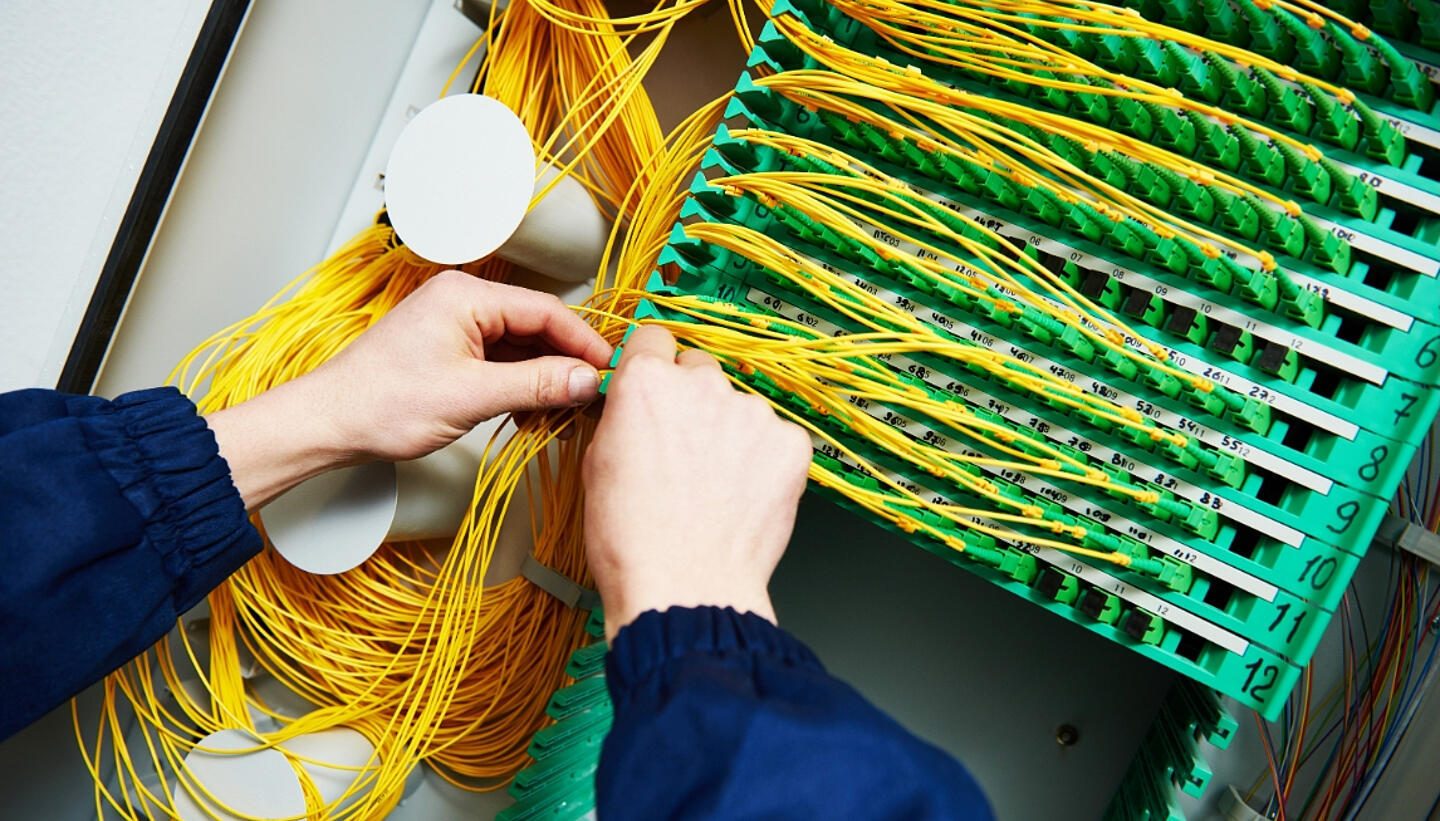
left=1266, top=603, right=1305, bottom=644
left=1242, top=659, right=1280, bottom=701
left=1416, top=335, right=1439, bottom=369
left=1327, top=500, right=1360, bottom=534
left=1298, top=556, right=1336, bottom=590
left=1357, top=445, right=1388, bottom=483
left=1393, top=393, right=1419, bottom=426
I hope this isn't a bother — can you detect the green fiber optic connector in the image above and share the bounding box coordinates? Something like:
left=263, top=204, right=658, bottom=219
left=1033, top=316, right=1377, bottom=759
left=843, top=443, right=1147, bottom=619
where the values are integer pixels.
left=1206, top=54, right=1267, bottom=117
left=1232, top=126, right=1288, bottom=187
left=1220, top=392, right=1271, bottom=437
left=1275, top=275, right=1325, bottom=328
left=1141, top=367, right=1186, bottom=400
left=998, top=548, right=1040, bottom=584
left=1329, top=22, right=1388, bottom=96
left=547, top=675, right=610, bottom=720
left=1236, top=0, right=1296, bottom=63
left=1156, top=558, right=1193, bottom=594
left=1248, top=196, right=1307, bottom=257
left=1226, top=259, right=1280, bottom=311
left=1367, top=0, right=1416, bottom=40
left=1165, top=305, right=1210, bottom=346
left=1093, top=33, right=1138, bottom=74
left=1252, top=66, right=1314, bottom=135
left=1215, top=189, right=1261, bottom=240
left=1302, top=84, right=1361, bottom=151
left=529, top=706, right=611, bottom=757
left=1063, top=201, right=1108, bottom=243
left=1106, top=91, right=1156, bottom=139
left=1187, top=253, right=1233, bottom=294
left=1273, top=140, right=1332, bottom=205
left=1077, top=588, right=1123, bottom=624
left=1349, top=99, right=1407, bottom=166
left=1165, top=42, right=1219, bottom=103
left=1189, top=111, right=1242, bottom=170
left=1420, top=3, right=1440, bottom=50
left=1034, top=567, right=1081, bottom=604
left=1297, top=215, right=1351, bottom=274
left=564, top=641, right=608, bottom=680
left=1370, top=34, right=1436, bottom=110
left=1152, top=166, right=1214, bottom=222
left=1201, top=0, right=1246, bottom=43
left=1274, top=7, right=1341, bottom=79
left=1164, top=496, right=1221, bottom=539
left=1320, top=157, right=1379, bottom=220
left=1146, top=103, right=1198, bottom=155
left=511, top=740, right=599, bottom=796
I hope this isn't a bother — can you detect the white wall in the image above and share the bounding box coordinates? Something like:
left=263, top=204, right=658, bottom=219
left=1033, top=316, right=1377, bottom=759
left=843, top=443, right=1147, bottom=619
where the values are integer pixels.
left=0, top=0, right=212, bottom=392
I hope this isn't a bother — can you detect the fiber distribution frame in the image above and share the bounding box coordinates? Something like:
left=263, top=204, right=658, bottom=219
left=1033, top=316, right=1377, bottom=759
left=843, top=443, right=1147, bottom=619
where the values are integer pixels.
left=501, top=0, right=1440, bottom=816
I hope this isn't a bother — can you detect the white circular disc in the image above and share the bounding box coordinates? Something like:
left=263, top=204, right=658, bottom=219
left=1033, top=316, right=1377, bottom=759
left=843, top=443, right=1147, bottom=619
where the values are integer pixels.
left=283, top=727, right=379, bottom=812
left=171, top=729, right=307, bottom=821
left=260, top=461, right=397, bottom=575
left=384, top=94, right=536, bottom=264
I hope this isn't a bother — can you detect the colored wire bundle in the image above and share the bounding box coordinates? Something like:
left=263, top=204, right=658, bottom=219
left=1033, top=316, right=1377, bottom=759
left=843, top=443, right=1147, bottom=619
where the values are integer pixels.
left=1244, top=421, right=1440, bottom=821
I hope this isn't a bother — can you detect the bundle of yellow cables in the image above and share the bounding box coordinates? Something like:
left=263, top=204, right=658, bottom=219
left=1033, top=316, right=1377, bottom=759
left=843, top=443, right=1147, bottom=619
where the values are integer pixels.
left=73, top=0, right=1397, bottom=814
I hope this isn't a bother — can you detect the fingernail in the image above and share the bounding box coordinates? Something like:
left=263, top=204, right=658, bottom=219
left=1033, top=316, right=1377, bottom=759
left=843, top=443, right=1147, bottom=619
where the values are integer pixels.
left=568, top=366, right=600, bottom=403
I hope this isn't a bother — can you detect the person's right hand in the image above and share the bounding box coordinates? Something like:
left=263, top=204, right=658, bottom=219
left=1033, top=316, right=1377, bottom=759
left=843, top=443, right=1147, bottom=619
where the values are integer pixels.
left=582, top=325, right=812, bottom=641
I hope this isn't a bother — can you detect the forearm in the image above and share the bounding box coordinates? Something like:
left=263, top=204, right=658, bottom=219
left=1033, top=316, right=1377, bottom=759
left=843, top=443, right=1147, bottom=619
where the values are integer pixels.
left=204, top=378, right=356, bottom=512
left=597, top=607, right=994, bottom=821
left=0, top=388, right=261, bottom=739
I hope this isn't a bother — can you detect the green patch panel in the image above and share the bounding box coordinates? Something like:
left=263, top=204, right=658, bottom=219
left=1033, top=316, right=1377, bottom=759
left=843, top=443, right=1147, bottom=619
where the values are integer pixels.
left=1105, top=681, right=1239, bottom=819
left=674, top=173, right=1430, bottom=545
left=644, top=254, right=1345, bottom=676
left=506, top=1, right=1440, bottom=817
left=496, top=610, right=608, bottom=821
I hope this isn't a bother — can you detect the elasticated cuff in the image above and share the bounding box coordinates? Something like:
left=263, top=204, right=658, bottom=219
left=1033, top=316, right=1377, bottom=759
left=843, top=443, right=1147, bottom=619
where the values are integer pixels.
left=606, top=606, right=824, bottom=706
left=66, top=387, right=261, bottom=611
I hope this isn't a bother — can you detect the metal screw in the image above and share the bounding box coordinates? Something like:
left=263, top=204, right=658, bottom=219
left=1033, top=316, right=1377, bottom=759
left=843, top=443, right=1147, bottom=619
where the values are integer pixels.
left=1055, top=724, right=1080, bottom=747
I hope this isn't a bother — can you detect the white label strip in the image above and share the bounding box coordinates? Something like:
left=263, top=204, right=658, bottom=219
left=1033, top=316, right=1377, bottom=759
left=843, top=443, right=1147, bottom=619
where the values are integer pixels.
left=820, top=441, right=1255, bottom=654
left=825, top=207, right=1366, bottom=436
left=1307, top=211, right=1440, bottom=276
left=747, top=280, right=1336, bottom=493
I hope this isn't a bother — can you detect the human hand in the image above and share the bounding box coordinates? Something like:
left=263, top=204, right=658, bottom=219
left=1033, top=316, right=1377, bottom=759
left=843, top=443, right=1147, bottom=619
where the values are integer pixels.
left=582, top=325, right=812, bottom=641
left=208, top=271, right=612, bottom=510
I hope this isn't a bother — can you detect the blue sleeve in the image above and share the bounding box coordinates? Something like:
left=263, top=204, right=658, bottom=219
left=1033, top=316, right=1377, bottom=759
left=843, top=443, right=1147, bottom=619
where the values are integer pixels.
left=0, top=387, right=261, bottom=740
left=596, top=606, right=994, bottom=820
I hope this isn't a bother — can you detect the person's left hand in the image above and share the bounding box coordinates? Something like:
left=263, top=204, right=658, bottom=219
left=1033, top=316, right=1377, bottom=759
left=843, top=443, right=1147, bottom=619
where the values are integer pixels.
left=206, top=271, right=612, bottom=510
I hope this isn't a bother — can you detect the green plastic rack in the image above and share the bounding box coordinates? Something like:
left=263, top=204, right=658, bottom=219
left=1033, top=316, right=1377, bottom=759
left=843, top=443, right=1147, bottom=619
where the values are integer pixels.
left=502, top=0, right=1440, bottom=817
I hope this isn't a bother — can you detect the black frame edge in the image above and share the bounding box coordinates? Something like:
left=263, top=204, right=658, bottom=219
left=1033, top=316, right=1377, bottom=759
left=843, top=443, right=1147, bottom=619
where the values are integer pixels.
left=57, top=0, right=252, bottom=394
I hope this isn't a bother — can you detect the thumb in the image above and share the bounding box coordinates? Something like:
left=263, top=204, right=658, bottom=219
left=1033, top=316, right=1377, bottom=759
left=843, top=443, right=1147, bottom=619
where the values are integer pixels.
left=476, top=356, right=602, bottom=414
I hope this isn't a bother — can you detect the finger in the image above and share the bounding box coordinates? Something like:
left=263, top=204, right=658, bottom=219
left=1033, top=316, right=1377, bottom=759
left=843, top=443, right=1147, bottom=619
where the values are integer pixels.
left=676, top=348, right=722, bottom=370
left=476, top=357, right=602, bottom=413
left=618, top=324, right=677, bottom=363
left=487, top=338, right=542, bottom=363
left=472, top=281, right=613, bottom=368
